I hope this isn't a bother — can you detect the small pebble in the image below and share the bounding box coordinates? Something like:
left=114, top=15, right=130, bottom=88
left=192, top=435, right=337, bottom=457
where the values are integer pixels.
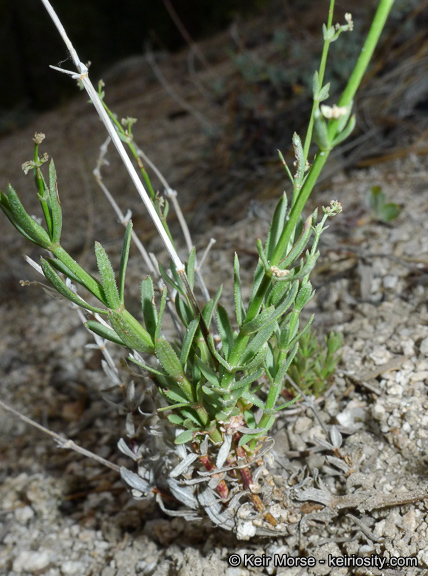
left=13, top=550, right=52, bottom=572
left=14, top=505, right=34, bottom=524
left=61, top=560, right=85, bottom=574
left=420, top=337, right=428, bottom=356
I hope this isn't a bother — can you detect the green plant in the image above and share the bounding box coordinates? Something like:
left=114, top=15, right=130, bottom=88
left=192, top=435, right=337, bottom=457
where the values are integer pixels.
left=288, top=330, right=342, bottom=397
left=0, top=0, right=394, bottom=538
left=367, top=185, right=401, bottom=223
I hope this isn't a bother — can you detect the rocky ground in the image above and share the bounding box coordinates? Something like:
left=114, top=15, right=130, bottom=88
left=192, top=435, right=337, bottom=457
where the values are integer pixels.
left=1, top=3, right=428, bottom=575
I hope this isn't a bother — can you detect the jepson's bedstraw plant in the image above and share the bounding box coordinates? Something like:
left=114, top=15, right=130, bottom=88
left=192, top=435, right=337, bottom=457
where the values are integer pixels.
left=0, top=0, right=394, bottom=538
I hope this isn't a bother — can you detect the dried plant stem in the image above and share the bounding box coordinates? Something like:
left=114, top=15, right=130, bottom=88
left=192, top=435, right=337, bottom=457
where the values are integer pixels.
left=192, top=442, right=229, bottom=499
left=162, top=0, right=211, bottom=70
left=136, top=145, right=211, bottom=303
left=232, top=433, right=277, bottom=527
left=0, top=399, right=120, bottom=473
left=145, top=48, right=214, bottom=133
left=39, top=0, right=185, bottom=274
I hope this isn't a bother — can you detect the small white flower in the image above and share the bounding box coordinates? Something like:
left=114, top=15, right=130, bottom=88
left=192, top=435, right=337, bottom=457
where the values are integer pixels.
left=320, top=104, right=349, bottom=119
left=323, top=200, right=342, bottom=216
left=270, top=266, right=290, bottom=278
left=345, top=13, right=354, bottom=31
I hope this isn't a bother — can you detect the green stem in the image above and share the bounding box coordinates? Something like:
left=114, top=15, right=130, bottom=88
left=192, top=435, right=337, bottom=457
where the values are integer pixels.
left=274, top=0, right=393, bottom=266
left=338, top=0, right=394, bottom=109
left=329, top=0, right=395, bottom=137
left=272, top=150, right=330, bottom=267
left=302, top=0, right=335, bottom=167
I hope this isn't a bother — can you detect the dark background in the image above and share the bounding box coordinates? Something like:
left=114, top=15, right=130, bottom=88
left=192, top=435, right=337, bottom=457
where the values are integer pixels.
left=0, top=0, right=270, bottom=113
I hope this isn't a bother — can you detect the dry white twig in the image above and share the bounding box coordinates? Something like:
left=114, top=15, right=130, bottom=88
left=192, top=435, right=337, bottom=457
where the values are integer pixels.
left=40, top=0, right=185, bottom=274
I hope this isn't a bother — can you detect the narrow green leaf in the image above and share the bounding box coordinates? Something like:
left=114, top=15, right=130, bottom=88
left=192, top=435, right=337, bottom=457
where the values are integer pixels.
left=235, top=343, right=268, bottom=373
left=331, top=114, right=356, bottom=147
left=186, top=247, right=196, bottom=290
left=108, top=309, right=154, bottom=354
left=162, top=386, right=189, bottom=404
left=95, top=242, right=121, bottom=309
left=51, top=246, right=107, bottom=303
left=230, top=367, right=263, bottom=391
left=292, top=133, right=305, bottom=182
left=241, top=390, right=265, bottom=410
left=194, top=356, right=220, bottom=387
left=233, top=253, right=245, bottom=326
left=313, top=110, right=331, bottom=151
left=45, top=257, right=86, bottom=286
left=278, top=150, right=294, bottom=184
left=256, top=238, right=270, bottom=272
left=180, top=409, right=202, bottom=427
left=287, top=314, right=314, bottom=350
left=279, top=213, right=313, bottom=269
left=175, top=294, right=193, bottom=327
left=141, top=276, right=157, bottom=339
left=239, top=433, right=262, bottom=447
left=202, top=284, right=222, bottom=327
left=85, top=320, right=127, bottom=347
left=294, top=281, right=314, bottom=311
left=273, top=344, right=299, bottom=388
left=267, top=279, right=292, bottom=307
left=270, top=396, right=301, bottom=412
left=241, top=305, right=275, bottom=335
left=216, top=305, right=235, bottom=360
left=265, top=193, right=288, bottom=261
left=175, top=429, right=197, bottom=445
left=207, top=335, right=232, bottom=371
left=48, top=159, right=62, bottom=244
left=158, top=261, right=183, bottom=295
left=248, top=259, right=265, bottom=306
left=6, top=186, right=52, bottom=249
left=318, top=82, right=330, bottom=102
left=158, top=401, right=192, bottom=412
left=155, top=349, right=199, bottom=412
left=180, top=318, right=200, bottom=368
left=128, top=355, right=168, bottom=377
left=312, top=70, right=320, bottom=99
left=239, top=322, right=276, bottom=366
left=167, top=414, right=184, bottom=425
left=0, top=192, right=46, bottom=244
left=40, top=257, right=107, bottom=315
left=118, top=221, right=133, bottom=305
left=155, top=287, right=167, bottom=341
left=170, top=258, right=186, bottom=294
left=336, top=101, right=354, bottom=134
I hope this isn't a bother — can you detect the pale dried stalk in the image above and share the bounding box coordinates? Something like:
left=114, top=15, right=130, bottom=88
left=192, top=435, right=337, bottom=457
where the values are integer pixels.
left=0, top=399, right=120, bottom=472
left=39, top=0, right=184, bottom=273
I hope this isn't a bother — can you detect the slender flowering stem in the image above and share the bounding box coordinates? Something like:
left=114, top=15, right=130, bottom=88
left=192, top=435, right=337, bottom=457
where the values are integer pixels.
left=39, top=0, right=185, bottom=273
left=302, top=0, right=335, bottom=165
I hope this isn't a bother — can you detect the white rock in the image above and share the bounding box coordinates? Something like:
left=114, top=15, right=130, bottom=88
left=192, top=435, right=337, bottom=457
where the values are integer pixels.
left=418, top=546, right=428, bottom=567
left=227, top=568, right=249, bottom=576
left=388, top=383, right=403, bottom=396
left=61, top=561, right=85, bottom=574
left=372, top=401, right=386, bottom=419
left=401, top=338, right=415, bottom=356
left=293, top=416, right=312, bottom=434
left=410, top=371, right=428, bottom=382
left=383, top=275, right=398, bottom=289
left=420, top=337, right=428, bottom=356
left=369, top=346, right=392, bottom=365
left=236, top=520, right=257, bottom=540
left=14, top=505, right=34, bottom=524
left=13, top=550, right=52, bottom=572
